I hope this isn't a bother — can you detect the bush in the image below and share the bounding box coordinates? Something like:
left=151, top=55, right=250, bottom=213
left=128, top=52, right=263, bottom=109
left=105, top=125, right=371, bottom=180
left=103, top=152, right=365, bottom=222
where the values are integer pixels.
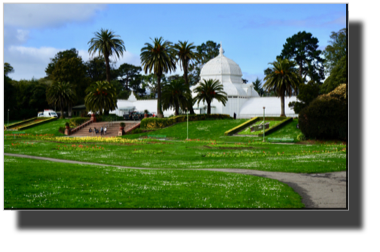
left=69, top=117, right=89, bottom=127
left=141, top=114, right=232, bottom=129
left=58, top=126, right=66, bottom=134
left=297, top=132, right=306, bottom=141
left=299, top=84, right=347, bottom=140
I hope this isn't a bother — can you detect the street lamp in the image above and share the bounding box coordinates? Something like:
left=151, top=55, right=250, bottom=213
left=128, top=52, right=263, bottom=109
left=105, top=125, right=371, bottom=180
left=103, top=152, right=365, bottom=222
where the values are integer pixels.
left=186, top=107, right=189, bottom=140
left=263, top=107, right=265, bottom=142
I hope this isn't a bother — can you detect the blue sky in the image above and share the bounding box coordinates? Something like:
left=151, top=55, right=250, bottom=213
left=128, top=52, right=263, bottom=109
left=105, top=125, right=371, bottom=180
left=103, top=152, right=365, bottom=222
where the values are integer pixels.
left=4, top=3, right=346, bottom=82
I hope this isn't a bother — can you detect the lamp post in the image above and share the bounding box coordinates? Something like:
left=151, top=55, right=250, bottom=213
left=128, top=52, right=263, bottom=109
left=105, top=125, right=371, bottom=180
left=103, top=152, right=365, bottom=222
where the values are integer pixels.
left=186, top=107, right=189, bottom=140
left=263, top=107, right=265, bottom=142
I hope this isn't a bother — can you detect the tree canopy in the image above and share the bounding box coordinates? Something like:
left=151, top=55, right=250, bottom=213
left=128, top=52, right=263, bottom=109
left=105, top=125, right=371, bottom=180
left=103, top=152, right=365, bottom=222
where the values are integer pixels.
left=88, top=29, right=126, bottom=83
left=323, top=28, right=347, bottom=75
left=140, top=37, right=177, bottom=118
left=161, top=77, right=190, bottom=116
left=188, top=41, right=221, bottom=85
left=46, top=81, right=76, bottom=118
left=279, top=31, right=325, bottom=84
left=4, top=63, right=14, bottom=76
left=84, top=80, right=118, bottom=115
left=193, top=79, right=228, bottom=115
left=263, top=58, right=302, bottom=117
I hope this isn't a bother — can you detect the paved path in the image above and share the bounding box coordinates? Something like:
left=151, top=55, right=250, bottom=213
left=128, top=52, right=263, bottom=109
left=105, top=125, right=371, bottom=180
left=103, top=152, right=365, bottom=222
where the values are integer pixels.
left=4, top=153, right=346, bottom=208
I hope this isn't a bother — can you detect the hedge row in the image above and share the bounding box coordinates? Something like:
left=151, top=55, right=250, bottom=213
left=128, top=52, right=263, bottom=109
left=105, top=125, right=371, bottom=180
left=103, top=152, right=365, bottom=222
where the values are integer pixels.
left=224, top=117, right=259, bottom=135
left=141, top=114, right=232, bottom=129
left=17, top=117, right=57, bottom=130
left=69, top=117, right=89, bottom=127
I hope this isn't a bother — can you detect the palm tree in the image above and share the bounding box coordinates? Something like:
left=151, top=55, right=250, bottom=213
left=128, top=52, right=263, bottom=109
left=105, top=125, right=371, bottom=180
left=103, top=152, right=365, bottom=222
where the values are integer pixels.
left=263, top=58, right=302, bottom=117
left=84, top=81, right=117, bottom=116
left=161, top=78, right=190, bottom=116
left=140, top=37, right=176, bottom=118
left=193, top=79, right=228, bottom=115
left=173, top=41, right=198, bottom=115
left=46, top=81, right=76, bottom=118
left=88, top=29, right=126, bottom=83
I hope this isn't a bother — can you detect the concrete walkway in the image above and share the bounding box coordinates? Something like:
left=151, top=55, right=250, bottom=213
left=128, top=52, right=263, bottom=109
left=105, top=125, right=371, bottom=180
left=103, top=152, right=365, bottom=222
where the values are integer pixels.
left=4, top=153, right=346, bottom=208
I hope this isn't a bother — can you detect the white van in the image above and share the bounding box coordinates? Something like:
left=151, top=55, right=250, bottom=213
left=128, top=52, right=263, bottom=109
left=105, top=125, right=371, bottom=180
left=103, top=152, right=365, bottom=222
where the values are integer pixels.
left=38, top=109, right=58, bottom=118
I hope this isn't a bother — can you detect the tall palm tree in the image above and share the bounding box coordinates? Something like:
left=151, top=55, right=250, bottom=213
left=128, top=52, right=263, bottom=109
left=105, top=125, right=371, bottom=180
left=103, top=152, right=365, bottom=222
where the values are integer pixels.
left=173, top=41, right=198, bottom=115
left=263, top=58, right=302, bottom=117
left=140, top=37, right=176, bottom=118
left=193, top=79, right=228, bottom=115
left=88, top=29, right=126, bottom=83
left=46, top=81, right=76, bottom=118
left=84, top=81, right=117, bottom=116
left=161, top=78, right=190, bottom=116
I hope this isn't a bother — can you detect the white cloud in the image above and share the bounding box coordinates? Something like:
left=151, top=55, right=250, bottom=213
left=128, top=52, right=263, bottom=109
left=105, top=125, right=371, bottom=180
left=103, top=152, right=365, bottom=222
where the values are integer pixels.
left=5, top=46, right=61, bottom=80
left=4, top=46, right=144, bottom=81
left=4, top=28, right=30, bottom=46
left=4, top=4, right=107, bottom=29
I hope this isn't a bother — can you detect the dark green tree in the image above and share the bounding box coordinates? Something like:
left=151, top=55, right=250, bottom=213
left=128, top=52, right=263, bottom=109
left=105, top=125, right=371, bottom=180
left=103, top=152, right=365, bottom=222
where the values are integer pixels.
left=252, top=77, right=264, bottom=97
left=45, top=48, right=79, bottom=78
left=84, top=80, right=118, bottom=116
left=173, top=41, right=199, bottom=115
left=323, top=28, right=347, bottom=74
left=263, top=58, right=302, bottom=117
left=85, top=56, right=107, bottom=82
left=118, top=63, right=144, bottom=96
left=4, top=63, right=14, bottom=76
left=279, top=31, right=325, bottom=84
left=320, top=55, right=347, bottom=94
left=188, top=41, right=221, bottom=85
left=140, top=37, right=177, bottom=118
left=161, top=78, right=190, bottom=116
left=288, top=80, right=320, bottom=114
left=193, top=79, right=228, bottom=115
left=88, top=29, right=126, bottom=83
left=46, top=81, right=76, bottom=118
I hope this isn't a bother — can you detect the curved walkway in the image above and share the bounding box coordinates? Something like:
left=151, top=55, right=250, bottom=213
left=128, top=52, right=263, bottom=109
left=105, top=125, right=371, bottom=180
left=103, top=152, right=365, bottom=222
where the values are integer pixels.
left=4, top=153, right=346, bottom=208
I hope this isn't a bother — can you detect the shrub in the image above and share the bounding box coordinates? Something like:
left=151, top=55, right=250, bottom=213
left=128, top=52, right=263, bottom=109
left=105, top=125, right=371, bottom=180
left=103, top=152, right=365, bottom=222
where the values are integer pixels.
left=58, top=126, right=66, bottom=134
left=69, top=117, right=89, bottom=127
left=120, top=122, right=126, bottom=127
left=299, top=84, right=347, bottom=140
left=65, top=122, right=70, bottom=127
left=297, top=132, right=306, bottom=141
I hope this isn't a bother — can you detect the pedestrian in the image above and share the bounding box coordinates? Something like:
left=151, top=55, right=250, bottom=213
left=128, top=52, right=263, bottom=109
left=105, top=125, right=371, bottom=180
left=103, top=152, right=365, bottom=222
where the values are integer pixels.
left=234, top=112, right=236, bottom=119
left=100, top=127, right=103, bottom=135
left=89, top=127, right=93, bottom=133
left=104, top=127, right=107, bottom=135
left=94, top=127, right=97, bottom=134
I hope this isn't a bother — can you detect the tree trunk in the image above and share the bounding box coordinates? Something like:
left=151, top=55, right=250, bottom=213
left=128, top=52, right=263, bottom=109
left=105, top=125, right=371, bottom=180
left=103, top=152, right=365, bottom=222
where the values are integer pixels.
left=183, top=62, right=195, bottom=115
left=175, top=104, right=179, bottom=116
left=280, top=94, right=286, bottom=117
left=156, top=73, right=163, bottom=118
left=207, top=101, right=211, bottom=115
left=104, top=52, right=110, bottom=83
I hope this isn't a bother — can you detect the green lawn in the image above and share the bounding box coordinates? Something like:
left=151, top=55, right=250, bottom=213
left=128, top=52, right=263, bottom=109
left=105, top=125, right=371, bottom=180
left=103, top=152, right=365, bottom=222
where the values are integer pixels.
left=4, top=156, right=304, bottom=209
left=6, top=118, right=71, bottom=136
left=237, top=120, right=283, bottom=135
left=268, top=119, right=302, bottom=139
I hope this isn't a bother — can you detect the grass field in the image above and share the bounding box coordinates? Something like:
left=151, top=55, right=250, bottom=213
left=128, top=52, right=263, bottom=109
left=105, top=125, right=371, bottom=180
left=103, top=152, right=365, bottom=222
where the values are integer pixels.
left=4, top=156, right=304, bottom=209
left=3, top=118, right=346, bottom=209
left=237, top=120, right=283, bottom=135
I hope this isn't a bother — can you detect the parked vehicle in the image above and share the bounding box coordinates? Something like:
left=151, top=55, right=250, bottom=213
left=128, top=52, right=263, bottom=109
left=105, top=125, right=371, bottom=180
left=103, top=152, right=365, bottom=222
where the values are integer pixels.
left=38, top=109, right=58, bottom=118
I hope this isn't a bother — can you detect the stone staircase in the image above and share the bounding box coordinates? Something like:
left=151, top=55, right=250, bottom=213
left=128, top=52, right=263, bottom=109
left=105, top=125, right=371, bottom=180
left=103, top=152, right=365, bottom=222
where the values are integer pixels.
left=69, top=121, right=140, bottom=137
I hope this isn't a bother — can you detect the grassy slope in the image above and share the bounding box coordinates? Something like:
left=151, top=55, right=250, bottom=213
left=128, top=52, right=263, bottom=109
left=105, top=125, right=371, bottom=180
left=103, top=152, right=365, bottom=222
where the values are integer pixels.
left=237, top=120, right=282, bottom=135
left=4, top=156, right=304, bottom=209
left=9, top=118, right=70, bottom=136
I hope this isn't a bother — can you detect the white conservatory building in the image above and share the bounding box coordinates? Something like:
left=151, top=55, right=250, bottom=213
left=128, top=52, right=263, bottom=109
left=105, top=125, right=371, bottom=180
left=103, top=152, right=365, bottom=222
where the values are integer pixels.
left=112, top=45, right=298, bottom=118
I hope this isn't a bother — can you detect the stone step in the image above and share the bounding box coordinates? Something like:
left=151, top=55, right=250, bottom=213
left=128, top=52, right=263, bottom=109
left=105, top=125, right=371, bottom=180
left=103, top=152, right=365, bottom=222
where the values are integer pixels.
left=70, top=121, right=139, bottom=137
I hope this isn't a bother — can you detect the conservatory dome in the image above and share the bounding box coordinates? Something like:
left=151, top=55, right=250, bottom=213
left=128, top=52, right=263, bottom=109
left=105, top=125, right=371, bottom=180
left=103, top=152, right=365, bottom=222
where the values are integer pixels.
left=200, top=44, right=244, bottom=85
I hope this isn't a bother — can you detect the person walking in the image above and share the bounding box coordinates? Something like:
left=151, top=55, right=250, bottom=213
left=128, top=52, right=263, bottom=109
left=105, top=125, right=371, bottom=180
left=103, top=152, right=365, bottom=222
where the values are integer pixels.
left=100, top=127, right=103, bottom=135
left=104, top=127, right=107, bottom=135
